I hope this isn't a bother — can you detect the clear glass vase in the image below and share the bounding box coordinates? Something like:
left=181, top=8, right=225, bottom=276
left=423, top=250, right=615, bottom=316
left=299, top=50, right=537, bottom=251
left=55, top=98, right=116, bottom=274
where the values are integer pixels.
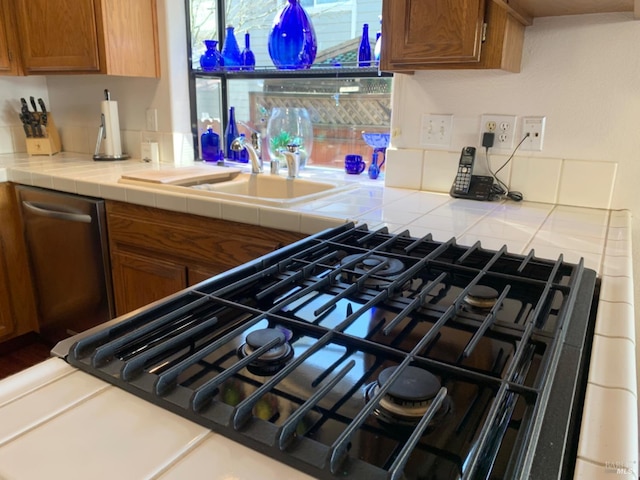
left=267, top=0, right=317, bottom=70
left=266, top=107, right=313, bottom=169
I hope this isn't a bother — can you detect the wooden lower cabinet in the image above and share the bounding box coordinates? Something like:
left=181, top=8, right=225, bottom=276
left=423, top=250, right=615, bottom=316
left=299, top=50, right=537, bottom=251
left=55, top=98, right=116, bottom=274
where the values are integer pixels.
left=106, top=201, right=304, bottom=316
left=111, top=251, right=187, bottom=315
left=0, top=183, right=38, bottom=341
left=0, top=238, right=14, bottom=338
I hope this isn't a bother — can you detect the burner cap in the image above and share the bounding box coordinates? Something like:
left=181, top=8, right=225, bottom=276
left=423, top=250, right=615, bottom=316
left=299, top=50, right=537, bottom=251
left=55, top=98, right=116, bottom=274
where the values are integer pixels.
left=238, top=328, right=294, bottom=375
left=365, top=366, right=452, bottom=430
left=464, top=285, right=499, bottom=309
left=377, top=366, right=440, bottom=405
left=245, top=328, right=287, bottom=359
left=341, top=254, right=405, bottom=287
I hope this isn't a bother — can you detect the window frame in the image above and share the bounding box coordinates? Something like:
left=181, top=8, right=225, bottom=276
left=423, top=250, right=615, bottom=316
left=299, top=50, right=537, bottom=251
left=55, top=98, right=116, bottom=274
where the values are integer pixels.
left=185, top=0, right=392, bottom=162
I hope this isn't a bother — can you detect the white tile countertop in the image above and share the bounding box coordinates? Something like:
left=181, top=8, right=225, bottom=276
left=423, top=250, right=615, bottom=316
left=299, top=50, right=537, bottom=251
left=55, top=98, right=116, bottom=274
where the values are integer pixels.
left=0, top=153, right=636, bottom=479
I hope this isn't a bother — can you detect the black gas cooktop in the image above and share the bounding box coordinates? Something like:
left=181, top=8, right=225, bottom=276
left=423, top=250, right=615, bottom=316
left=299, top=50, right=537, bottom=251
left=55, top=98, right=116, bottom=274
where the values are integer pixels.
left=60, top=223, right=598, bottom=479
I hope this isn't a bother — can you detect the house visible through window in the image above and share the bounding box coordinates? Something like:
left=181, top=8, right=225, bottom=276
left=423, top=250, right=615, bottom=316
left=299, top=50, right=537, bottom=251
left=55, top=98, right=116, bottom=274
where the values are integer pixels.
left=188, top=0, right=391, bottom=170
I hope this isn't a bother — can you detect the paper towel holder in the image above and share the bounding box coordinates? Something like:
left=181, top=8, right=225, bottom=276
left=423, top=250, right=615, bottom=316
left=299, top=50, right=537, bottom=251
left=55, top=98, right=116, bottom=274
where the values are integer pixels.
left=93, top=89, right=129, bottom=161
left=93, top=113, right=129, bottom=161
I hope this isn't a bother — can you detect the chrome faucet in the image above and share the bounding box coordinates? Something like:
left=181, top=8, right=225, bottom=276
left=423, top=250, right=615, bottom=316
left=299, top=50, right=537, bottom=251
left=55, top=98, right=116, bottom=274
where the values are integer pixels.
left=230, top=135, right=262, bottom=174
left=280, top=144, right=300, bottom=178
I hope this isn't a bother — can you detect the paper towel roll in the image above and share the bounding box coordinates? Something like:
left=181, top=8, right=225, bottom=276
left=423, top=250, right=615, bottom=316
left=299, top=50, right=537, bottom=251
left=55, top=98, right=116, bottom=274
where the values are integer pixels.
left=101, top=100, right=122, bottom=157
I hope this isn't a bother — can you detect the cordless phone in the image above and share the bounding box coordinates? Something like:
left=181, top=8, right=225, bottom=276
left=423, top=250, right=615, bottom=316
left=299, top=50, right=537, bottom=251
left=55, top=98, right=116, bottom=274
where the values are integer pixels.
left=453, top=146, right=476, bottom=194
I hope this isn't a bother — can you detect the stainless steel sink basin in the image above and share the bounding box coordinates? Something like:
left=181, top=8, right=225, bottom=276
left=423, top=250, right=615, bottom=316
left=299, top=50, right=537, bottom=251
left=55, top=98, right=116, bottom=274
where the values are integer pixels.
left=120, top=172, right=356, bottom=207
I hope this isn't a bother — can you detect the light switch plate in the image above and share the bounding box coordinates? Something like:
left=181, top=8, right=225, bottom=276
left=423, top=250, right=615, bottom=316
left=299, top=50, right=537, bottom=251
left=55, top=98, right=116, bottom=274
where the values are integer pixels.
left=421, top=114, right=453, bottom=148
left=521, top=116, right=546, bottom=151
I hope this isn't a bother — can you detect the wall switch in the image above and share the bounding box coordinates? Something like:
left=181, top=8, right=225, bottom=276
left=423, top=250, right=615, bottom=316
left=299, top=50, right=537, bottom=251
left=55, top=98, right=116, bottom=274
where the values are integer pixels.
left=146, top=108, right=158, bottom=132
left=421, top=114, right=453, bottom=148
left=481, top=114, right=516, bottom=149
left=521, top=116, right=546, bottom=151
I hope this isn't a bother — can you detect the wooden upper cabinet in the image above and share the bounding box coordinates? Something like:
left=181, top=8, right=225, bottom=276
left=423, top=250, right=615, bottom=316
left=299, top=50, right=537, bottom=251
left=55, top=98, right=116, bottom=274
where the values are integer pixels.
left=13, top=0, right=159, bottom=77
left=0, top=0, right=22, bottom=75
left=383, top=0, right=486, bottom=66
left=381, top=0, right=526, bottom=73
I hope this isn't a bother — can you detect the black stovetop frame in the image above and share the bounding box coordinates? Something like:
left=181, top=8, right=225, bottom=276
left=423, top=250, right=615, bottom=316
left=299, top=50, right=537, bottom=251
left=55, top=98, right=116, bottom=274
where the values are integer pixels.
left=60, top=223, right=598, bottom=480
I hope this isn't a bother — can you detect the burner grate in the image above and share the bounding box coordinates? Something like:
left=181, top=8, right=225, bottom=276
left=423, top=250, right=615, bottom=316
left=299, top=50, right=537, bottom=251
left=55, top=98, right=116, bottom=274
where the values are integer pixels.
left=65, top=223, right=597, bottom=480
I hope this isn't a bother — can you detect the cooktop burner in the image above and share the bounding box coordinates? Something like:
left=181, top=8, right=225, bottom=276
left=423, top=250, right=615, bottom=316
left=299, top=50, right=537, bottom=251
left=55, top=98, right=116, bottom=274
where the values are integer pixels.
left=340, top=253, right=406, bottom=288
left=463, top=284, right=500, bottom=310
left=62, top=223, right=599, bottom=480
left=237, top=327, right=294, bottom=375
left=365, top=365, right=453, bottom=430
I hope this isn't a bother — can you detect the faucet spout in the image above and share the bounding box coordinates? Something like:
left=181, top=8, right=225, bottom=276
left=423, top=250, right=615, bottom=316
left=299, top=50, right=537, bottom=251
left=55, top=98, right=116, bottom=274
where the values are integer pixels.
left=281, top=144, right=300, bottom=178
left=231, top=135, right=262, bottom=174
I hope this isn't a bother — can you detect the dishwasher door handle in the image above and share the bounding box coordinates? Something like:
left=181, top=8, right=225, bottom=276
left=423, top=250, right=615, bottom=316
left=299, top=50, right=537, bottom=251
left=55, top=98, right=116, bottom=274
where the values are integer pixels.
left=22, top=201, right=93, bottom=224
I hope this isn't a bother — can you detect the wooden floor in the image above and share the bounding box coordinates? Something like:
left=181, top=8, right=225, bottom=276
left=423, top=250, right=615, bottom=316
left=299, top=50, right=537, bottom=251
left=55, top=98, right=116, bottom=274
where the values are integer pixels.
left=0, top=333, right=53, bottom=381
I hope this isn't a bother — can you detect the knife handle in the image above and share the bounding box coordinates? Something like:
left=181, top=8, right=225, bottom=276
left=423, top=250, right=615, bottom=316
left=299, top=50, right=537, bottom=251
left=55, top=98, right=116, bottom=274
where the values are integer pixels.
left=37, top=98, right=47, bottom=113
left=30, top=96, right=38, bottom=112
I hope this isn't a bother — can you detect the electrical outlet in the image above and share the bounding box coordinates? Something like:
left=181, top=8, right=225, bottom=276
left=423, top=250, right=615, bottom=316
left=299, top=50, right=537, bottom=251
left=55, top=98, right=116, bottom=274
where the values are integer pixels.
left=521, top=116, right=546, bottom=151
left=146, top=108, right=158, bottom=132
left=481, top=114, right=516, bottom=149
left=421, top=114, right=453, bottom=148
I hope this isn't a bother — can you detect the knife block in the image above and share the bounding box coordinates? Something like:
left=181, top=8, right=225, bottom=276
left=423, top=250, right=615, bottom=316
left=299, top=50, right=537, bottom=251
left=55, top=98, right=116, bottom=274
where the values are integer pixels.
left=25, top=114, right=61, bottom=156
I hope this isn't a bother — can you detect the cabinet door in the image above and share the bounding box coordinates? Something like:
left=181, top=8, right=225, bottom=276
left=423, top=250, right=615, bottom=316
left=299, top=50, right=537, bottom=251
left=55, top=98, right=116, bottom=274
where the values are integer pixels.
left=14, top=0, right=101, bottom=73
left=111, top=251, right=187, bottom=316
left=0, top=238, right=15, bottom=339
left=0, top=0, right=21, bottom=75
left=381, top=0, right=486, bottom=68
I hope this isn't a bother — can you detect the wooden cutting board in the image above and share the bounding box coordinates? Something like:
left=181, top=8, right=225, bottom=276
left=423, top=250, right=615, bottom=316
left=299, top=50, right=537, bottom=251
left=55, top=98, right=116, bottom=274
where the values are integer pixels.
left=120, top=165, right=242, bottom=185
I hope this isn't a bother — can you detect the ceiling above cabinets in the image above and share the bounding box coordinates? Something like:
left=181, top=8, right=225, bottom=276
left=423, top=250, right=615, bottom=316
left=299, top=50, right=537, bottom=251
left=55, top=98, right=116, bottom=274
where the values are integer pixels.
left=503, top=0, right=638, bottom=23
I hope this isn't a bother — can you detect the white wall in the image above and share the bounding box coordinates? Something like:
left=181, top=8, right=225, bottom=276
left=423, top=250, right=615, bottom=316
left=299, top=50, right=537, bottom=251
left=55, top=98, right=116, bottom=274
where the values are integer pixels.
left=0, top=77, right=49, bottom=153
left=386, top=11, right=640, bottom=387
left=0, top=0, right=191, bottom=160
left=390, top=13, right=640, bottom=212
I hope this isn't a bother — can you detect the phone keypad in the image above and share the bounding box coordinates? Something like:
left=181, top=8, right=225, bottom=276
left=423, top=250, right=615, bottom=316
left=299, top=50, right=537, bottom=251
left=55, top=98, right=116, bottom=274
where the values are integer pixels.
left=454, top=165, right=472, bottom=192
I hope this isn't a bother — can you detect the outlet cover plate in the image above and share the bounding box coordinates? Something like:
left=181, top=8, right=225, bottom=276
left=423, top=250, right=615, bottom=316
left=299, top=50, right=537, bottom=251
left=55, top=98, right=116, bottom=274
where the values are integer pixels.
left=481, top=114, right=516, bottom=150
left=521, top=116, right=546, bottom=151
left=421, top=114, right=453, bottom=148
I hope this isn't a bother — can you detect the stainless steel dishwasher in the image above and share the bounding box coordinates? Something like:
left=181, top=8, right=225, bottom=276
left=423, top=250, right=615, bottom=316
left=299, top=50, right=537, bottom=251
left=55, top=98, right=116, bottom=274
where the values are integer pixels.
left=17, top=185, right=114, bottom=343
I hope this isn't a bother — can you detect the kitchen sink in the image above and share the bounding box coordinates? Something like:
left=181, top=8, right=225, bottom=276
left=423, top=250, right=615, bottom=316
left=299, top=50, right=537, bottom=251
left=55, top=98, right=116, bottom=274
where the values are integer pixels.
left=120, top=171, right=356, bottom=207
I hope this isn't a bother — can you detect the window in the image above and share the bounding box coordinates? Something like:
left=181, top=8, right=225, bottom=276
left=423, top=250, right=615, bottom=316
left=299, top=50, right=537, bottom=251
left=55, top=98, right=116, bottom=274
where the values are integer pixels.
left=188, top=0, right=391, bottom=170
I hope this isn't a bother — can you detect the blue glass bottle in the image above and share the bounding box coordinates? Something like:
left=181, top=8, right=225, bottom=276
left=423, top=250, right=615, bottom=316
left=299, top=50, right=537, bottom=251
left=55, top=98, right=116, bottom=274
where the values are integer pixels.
left=268, top=0, right=317, bottom=70
left=201, top=126, right=220, bottom=162
left=221, top=26, right=242, bottom=71
left=224, top=106, right=243, bottom=161
left=199, top=40, right=223, bottom=71
left=241, top=32, right=256, bottom=71
left=358, top=23, right=371, bottom=67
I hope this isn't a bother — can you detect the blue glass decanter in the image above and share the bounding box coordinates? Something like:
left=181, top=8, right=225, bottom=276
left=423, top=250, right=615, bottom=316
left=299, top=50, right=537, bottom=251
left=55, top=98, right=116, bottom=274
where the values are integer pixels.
left=201, top=127, right=220, bottom=162
left=268, top=0, right=317, bottom=70
left=221, top=26, right=242, bottom=71
left=199, top=40, right=223, bottom=71
left=241, top=32, right=256, bottom=71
